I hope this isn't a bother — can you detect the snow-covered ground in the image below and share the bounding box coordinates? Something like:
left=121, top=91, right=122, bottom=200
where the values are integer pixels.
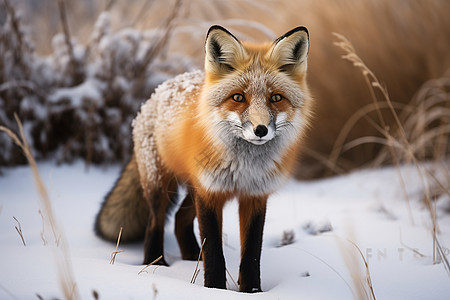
left=0, top=161, right=449, bottom=299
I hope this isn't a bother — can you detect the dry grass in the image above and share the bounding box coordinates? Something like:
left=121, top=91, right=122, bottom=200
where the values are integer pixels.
left=336, top=220, right=377, bottom=300
left=333, top=33, right=449, bottom=276
left=190, top=238, right=206, bottom=284
left=109, top=226, right=124, bottom=264
left=292, top=0, right=450, bottom=179
left=292, top=245, right=356, bottom=296
left=332, top=32, right=415, bottom=224
left=39, top=209, right=48, bottom=245
left=225, top=268, right=239, bottom=290
left=56, top=0, right=83, bottom=85
left=337, top=236, right=376, bottom=300
left=138, top=255, right=163, bottom=275
left=344, top=240, right=376, bottom=300
left=13, top=216, right=26, bottom=246
left=0, top=114, right=79, bottom=300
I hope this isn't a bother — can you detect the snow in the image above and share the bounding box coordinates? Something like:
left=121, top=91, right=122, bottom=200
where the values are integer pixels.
left=0, top=161, right=449, bottom=299
left=49, top=78, right=105, bottom=108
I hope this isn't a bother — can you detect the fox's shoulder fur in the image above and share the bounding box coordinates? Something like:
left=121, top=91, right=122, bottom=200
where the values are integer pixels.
left=132, top=70, right=204, bottom=190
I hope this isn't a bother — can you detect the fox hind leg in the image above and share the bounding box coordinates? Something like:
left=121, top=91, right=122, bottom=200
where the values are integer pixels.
left=143, top=187, right=168, bottom=265
left=175, top=187, right=200, bottom=260
left=142, top=176, right=177, bottom=266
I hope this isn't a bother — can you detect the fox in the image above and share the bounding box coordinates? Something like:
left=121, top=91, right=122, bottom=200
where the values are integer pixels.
left=95, top=25, right=312, bottom=292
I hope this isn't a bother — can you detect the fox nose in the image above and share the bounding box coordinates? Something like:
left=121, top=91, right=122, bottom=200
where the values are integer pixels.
left=254, top=125, right=268, bottom=138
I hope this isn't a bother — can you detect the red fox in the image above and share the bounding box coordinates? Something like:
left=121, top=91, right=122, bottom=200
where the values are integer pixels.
left=95, top=25, right=312, bottom=292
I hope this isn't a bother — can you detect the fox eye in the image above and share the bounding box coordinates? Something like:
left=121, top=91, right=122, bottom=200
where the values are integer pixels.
left=270, top=94, right=283, bottom=103
left=232, top=93, right=245, bottom=102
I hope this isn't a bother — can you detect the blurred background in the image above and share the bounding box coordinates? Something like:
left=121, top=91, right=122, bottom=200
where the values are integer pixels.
left=1, top=0, right=449, bottom=179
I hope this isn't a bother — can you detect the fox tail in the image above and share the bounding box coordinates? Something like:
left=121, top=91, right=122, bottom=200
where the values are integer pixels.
left=94, top=155, right=148, bottom=243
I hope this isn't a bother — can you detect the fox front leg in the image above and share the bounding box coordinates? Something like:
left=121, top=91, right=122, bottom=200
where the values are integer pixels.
left=194, top=193, right=227, bottom=289
left=238, top=195, right=268, bottom=293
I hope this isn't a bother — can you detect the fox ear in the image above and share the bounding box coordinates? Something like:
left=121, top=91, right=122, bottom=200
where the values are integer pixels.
left=270, top=26, right=309, bottom=74
left=205, top=25, right=246, bottom=75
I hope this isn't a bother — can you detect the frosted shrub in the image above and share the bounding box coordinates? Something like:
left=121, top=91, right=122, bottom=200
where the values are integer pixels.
left=0, top=2, right=194, bottom=166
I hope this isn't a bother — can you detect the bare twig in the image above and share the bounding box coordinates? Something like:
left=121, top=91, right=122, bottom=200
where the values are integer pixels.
left=399, top=229, right=425, bottom=258
left=131, top=0, right=155, bottom=26
left=57, top=0, right=83, bottom=84
left=0, top=283, right=18, bottom=300
left=13, top=216, right=26, bottom=246
left=292, top=245, right=355, bottom=296
left=109, top=227, right=124, bottom=264
left=0, top=80, right=47, bottom=100
left=328, top=101, right=410, bottom=171
left=436, top=238, right=450, bottom=277
left=105, top=0, right=116, bottom=11
left=190, top=238, right=206, bottom=284
left=56, top=0, right=74, bottom=64
left=226, top=268, right=239, bottom=290
left=132, top=0, right=183, bottom=93
left=345, top=239, right=377, bottom=300
left=38, top=210, right=48, bottom=246
left=335, top=221, right=376, bottom=300
left=138, top=256, right=163, bottom=275
left=3, top=0, right=31, bottom=76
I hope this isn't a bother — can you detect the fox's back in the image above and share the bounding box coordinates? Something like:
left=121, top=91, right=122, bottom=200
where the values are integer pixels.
left=132, top=71, right=204, bottom=183
left=134, top=70, right=204, bottom=138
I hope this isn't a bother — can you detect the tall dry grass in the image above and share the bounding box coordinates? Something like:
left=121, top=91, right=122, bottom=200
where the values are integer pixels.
left=0, top=115, right=79, bottom=300
left=290, top=0, right=450, bottom=179
left=333, top=33, right=449, bottom=276
left=337, top=227, right=376, bottom=300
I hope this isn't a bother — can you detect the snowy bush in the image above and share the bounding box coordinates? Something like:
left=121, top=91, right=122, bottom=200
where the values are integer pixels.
left=0, top=2, right=194, bottom=166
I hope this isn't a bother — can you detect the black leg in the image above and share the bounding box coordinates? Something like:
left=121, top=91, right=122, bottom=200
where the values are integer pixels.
left=143, top=189, right=169, bottom=266
left=143, top=221, right=168, bottom=265
left=238, top=196, right=267, bottom=292
left=195, top=196, right=226, bottom=289
left=175, top=189, right=200, bottom=260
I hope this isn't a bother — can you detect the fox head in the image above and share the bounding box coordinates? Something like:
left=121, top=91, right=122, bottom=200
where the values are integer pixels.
left=200, top=25, right=312, bottom=149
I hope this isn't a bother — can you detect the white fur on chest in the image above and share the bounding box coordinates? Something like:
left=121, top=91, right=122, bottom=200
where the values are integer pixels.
left=198, top=140, right=289, bottom=196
